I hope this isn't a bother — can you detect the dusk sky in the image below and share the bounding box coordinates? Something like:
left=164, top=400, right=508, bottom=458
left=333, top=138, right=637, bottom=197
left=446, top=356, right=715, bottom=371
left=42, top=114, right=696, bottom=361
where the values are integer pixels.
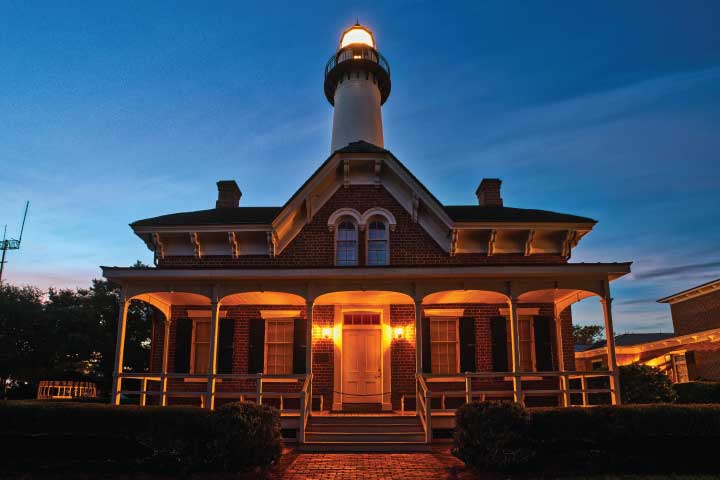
left=1, top=1, right=718, bottom=333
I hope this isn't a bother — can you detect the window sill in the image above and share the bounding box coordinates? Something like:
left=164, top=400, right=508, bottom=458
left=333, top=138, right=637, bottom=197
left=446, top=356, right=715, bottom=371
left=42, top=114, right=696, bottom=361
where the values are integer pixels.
left=503, top=375, right=543, bottom=381
left=261, top=377, right=300, bottom=383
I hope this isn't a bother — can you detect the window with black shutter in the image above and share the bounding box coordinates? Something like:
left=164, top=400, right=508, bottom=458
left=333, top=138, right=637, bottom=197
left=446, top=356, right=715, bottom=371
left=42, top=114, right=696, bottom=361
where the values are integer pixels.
left=174, top=318, right=192, bottom=374
left=459, top=317, right=476, bottom=373
left=217, top=318, right=235, bottom=374
left=533, top=316, right=554, bottom=372
left=248, top=318, right=265, bottom=374
left=292, top=318, right=307, bottom=374
left=490, top=316, right=508, bottom=372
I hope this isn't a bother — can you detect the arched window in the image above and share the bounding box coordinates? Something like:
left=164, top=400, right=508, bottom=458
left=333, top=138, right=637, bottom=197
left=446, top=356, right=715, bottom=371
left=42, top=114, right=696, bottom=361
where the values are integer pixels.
left=367, top=220, right=389, bottom=266
left=336, top=220, right=358, bottom=266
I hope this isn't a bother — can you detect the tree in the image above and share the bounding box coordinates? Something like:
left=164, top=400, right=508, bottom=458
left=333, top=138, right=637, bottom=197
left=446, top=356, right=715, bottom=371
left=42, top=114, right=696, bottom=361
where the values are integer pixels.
left=0, top=284, right=49, bottom=396
left=573, top=325, right=604, bottom=345
left=619, top=364, right=677, bottom=404
left=0, top=261, right=157, bottom=398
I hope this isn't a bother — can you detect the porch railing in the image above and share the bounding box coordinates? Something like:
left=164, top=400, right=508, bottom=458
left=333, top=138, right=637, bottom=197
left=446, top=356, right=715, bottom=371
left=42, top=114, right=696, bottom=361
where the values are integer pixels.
left=415, top=371, right=615, bottom=441
left=115, top=373, right=312, bottom=412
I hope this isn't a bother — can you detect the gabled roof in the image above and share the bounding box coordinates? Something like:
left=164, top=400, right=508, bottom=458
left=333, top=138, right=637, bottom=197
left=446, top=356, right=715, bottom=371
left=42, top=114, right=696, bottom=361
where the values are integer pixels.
left=131, top=141, right=596, bottom=229
left=658, top=278, right=720, bottom=304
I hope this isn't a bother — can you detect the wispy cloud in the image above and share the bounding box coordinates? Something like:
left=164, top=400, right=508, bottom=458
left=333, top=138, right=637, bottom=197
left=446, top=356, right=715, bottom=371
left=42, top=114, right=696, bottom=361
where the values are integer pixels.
left=634, top=261, right=720, bottom=280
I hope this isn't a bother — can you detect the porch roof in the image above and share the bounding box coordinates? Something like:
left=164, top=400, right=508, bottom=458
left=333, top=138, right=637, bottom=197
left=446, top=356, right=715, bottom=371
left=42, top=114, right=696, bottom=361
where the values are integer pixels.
left=102, top=262, right=631, bottom=282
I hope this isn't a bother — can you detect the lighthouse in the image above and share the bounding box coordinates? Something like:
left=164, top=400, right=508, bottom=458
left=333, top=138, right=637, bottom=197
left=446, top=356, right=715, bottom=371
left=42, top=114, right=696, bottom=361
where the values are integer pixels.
left=324, top=23, right=391, bottom=152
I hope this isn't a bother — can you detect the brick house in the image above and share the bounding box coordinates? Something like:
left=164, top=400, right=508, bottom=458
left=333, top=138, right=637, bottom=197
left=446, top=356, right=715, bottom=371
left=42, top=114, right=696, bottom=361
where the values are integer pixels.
left=658, top=279, right=720, bottom=380
left=103, top=23, right=630, bottom=447
left=575, top=279, right=720, bottom=384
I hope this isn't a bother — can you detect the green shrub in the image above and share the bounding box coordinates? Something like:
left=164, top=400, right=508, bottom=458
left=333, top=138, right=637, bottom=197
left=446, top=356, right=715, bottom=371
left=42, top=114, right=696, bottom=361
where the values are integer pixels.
left=0, top=400, right=281, bottom=474
left=674, top=381, right=720, bottom=404
left=453, top=402, right=720, bottom=474
left=452, top=401, right=533, bottom=472
left=619, top=364, right=677, bottom=404
left=207, top=402, right=282, bottom=471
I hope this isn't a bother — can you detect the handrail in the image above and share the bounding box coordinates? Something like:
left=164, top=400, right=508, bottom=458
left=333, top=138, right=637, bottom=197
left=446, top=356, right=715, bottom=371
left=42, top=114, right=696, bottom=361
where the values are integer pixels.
left=299, top=373, right=312, bottom=444
left=416, top=374, right=432, bottom=443
left=420, top=371, right=614, bottom=409
left=115, top=373, right=309, bottom=411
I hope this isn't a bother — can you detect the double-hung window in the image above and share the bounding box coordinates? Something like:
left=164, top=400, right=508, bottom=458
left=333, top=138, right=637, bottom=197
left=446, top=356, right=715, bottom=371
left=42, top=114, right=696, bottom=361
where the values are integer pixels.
left=506, top=316, right=536, bottom=372
left=191, top=319, right=211, bottom=374
left=265, top=319, right=294, bottom=375
left=367, top=220, right=388, bottom=266
left=430, top=318, right=459, bottom=374
left=336, top=220, right=358, bottom=266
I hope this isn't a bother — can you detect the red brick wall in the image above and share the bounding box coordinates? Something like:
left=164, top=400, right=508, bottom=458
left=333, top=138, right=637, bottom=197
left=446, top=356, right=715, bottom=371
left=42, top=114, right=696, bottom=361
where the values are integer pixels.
left=671, top=290, right=720, bottom=336
left=153, top=301, right=574, bottom=409
left=157, top=185, right=568, bottom=268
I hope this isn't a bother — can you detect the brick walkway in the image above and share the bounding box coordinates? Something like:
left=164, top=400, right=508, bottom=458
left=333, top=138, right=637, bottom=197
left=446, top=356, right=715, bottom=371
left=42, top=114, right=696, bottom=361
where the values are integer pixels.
left=271, top=447, right=482, bottom=480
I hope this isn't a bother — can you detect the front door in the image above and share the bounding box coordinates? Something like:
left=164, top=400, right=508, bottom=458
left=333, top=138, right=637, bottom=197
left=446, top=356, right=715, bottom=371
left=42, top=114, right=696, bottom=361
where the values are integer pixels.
left=342, top=326, right=382, bottom=403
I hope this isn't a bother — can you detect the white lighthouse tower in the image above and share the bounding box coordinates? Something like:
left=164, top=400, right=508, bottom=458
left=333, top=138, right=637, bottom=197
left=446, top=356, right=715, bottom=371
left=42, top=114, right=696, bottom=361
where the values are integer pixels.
left=325, top=23, right=391, bottom=152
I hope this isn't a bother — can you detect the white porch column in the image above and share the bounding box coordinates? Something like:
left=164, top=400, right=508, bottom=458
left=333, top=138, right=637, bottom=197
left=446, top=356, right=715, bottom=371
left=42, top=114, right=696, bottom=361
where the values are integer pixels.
left=601, top=286, right=621, bottom=405
left=508, top=298, right=523, bottom=405
left=553, top=304, right=569, bottom=407
left=414, top=299, right=423, bottom=375
left=111, top=292, right=129, bottom=406
left=205, top=293, right=221, bottom=410
left=161, top=318, right=171, bottom=407
left=306, top=301, right=314, bottom=377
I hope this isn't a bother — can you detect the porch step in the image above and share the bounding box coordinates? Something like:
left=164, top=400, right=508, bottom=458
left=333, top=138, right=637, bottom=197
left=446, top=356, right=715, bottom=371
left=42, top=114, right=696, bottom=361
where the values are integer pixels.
left=298, top=441, right=431, bottom=453
left=302, top=414, right=429, bottom=452
left=309, top=414, right=419, bottom=425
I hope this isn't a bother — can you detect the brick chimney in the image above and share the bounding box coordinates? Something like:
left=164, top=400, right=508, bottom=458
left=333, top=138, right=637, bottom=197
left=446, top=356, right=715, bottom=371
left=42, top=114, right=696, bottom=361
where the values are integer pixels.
left=216, top=180, right=242, bottom=208
left=476, top=178, right=503, bottom=207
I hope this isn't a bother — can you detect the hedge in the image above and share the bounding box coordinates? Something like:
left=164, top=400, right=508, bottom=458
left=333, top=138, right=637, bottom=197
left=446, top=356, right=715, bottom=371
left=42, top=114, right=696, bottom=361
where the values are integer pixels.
left=0, top=400, right=282, bottom=475
left=454, top=401, right=720, bottom=475
left=674, top=382, right=720, bottom=404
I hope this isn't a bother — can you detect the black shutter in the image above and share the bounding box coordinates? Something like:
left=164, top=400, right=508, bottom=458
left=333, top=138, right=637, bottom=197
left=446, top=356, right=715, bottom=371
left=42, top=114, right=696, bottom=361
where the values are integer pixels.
left=490, top=316, right=508, bottom=372
left=422, top=317, right=431, bottom=373
left=248, top=319, right=265, bottom=374
left=533, top=316, right=554, bottom=371
left=459, top=317, right=476, bottom=373
left=292, top=318, right=308, bottom=374
left=217, top=318, right=235, bottom=374
left=175, top=318, right=192, bottom=373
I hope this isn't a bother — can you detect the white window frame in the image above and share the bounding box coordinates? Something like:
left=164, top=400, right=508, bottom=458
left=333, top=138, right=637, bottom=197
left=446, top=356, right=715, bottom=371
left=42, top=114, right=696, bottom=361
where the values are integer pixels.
left=263, top=318, right=294, bottom=375
left=365, top=217, right=389, bottom=266
left=334, top=218, right=359, bottom=266
left=429, top=317, right=460, bottom=375
left=190, top=318, right=211, bottom=375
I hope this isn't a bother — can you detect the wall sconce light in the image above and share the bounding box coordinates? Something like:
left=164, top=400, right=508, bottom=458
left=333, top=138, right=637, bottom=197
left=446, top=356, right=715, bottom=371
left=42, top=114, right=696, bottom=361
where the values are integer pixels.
left=322, top=328, right=332, bottom=340
left=394, top=327, right=404, bottom=340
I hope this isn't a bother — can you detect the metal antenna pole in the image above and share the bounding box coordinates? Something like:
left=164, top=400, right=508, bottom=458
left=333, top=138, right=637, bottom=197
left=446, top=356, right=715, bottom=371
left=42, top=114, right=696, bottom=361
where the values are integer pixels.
left=0, top=225, right=7, bottom=284
left=0, top=202, right=30, bottom=285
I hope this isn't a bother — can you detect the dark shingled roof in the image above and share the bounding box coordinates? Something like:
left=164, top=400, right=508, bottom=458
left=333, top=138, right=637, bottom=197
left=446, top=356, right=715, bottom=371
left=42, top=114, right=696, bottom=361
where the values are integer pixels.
left=131, top=141, right=595, bottom=228
left=585, top=333, right=676, bottom=351
left=444, top=205, right=596, bottom=224
left=131, top=207, right=280, bottom=227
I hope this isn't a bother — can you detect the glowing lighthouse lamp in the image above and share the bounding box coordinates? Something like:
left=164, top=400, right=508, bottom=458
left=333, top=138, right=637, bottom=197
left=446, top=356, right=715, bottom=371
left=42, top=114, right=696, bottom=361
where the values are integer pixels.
left=324, top=23, right=391, bottom=152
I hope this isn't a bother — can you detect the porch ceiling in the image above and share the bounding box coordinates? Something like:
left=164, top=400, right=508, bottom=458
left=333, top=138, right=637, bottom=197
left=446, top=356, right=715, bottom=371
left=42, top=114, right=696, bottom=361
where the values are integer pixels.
left=422, top=290, right=508, bottom=304
left=222, top=291, right=306, bottom=306
left=314, top=290, right=413, bottom=305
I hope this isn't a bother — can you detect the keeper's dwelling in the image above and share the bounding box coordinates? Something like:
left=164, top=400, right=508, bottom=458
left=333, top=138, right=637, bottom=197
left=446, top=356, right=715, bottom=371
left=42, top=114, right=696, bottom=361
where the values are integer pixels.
left=103, top=23, right=630, bottom=448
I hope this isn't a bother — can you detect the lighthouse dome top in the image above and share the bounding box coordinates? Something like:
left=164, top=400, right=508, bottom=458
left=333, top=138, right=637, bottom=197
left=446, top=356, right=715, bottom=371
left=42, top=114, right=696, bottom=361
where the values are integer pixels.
left=339, top=24, right=375, bottom=49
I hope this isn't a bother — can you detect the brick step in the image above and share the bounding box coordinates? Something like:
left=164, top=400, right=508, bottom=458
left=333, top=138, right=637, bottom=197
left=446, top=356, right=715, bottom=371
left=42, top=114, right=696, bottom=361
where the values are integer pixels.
left=305, top=431, right=426, bottom=443
left=309, top=415, right=420, bottom=425
left=298, top=441, right=432, bottom=453
left=308, top=423, right=423, bottom=433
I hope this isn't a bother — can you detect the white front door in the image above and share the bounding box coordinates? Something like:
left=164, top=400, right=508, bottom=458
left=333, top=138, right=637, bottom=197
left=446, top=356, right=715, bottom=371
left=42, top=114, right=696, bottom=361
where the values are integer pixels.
left=342, top=327, right=382, bottom=403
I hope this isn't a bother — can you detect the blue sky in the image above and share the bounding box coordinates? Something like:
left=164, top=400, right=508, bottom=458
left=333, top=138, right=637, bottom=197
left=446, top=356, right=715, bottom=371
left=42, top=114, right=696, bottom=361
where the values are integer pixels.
left=1, top=1, right=718, bottom=332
